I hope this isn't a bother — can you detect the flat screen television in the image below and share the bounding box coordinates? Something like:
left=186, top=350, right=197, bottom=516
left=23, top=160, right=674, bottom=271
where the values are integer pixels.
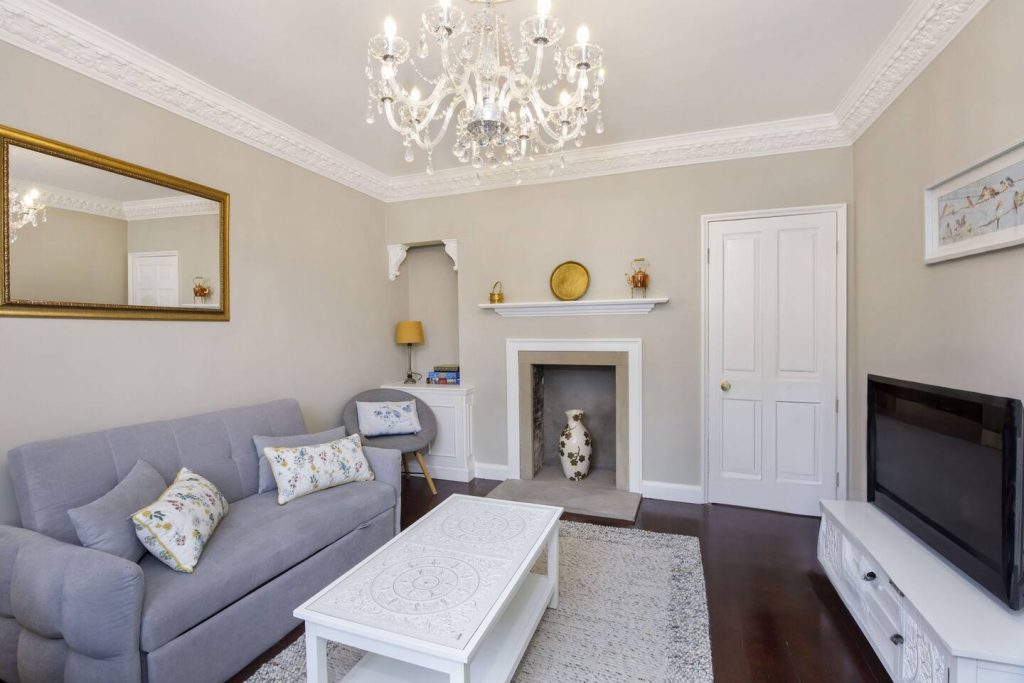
left=867, top=375, right=1023, bottom=610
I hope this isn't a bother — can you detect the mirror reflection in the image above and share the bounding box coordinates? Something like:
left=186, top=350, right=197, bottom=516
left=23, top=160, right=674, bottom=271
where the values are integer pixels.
left=8, top=145, right=222, bottom=309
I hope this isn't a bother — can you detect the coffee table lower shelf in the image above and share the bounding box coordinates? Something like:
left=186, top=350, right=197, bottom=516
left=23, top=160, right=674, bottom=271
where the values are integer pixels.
left=340, top=573, right=553, bottom=682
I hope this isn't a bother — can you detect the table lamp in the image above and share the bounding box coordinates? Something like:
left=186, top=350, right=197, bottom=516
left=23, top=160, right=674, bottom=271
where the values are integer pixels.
left=395, top=321, right=425, bottom=384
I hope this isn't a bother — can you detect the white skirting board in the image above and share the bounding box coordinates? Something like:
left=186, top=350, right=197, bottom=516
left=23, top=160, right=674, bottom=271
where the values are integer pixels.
left=640, top=481, right=705, bottom=504
left=472, top=463, right=509, bottom=481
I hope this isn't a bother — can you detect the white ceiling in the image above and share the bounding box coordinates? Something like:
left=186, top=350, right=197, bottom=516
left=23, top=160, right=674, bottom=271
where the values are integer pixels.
left=10, top=145, right=190, bottom=201
left=45, top=0, right=913, bottom=176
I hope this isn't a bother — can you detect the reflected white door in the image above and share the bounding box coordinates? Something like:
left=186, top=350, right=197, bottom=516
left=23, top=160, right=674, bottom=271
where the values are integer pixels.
left=129, top=252, right=179, bottom=307
left=707, top=210, right=840, bottom=516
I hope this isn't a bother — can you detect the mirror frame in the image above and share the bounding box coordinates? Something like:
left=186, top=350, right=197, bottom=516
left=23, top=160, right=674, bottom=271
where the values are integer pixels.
left=1, top=124, right=230, bottom=321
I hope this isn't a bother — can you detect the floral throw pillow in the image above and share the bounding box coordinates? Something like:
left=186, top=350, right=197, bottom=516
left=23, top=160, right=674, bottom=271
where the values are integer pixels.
left=265, top=433, right=375, bottom=505
left=356, top=400, right=422, bottom=437
left=131, top=468, right=229, bottom=573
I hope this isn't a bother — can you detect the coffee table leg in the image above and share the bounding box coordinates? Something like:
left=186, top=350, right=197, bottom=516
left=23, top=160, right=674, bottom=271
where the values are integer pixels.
left=449, top=662, right=470, bottom=682
left=547, top=527, right=559, bottom=609
left=305, top=626, right=328, bottom=683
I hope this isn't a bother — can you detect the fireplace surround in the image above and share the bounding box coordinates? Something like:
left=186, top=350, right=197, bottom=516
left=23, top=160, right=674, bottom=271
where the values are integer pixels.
left=506, top=339, right=643, bottom=494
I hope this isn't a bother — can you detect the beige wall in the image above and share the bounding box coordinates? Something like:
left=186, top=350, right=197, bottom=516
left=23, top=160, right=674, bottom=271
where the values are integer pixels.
left=10, top=207, right=128, bottom=305
left=386, top=148, right=855, bottom=486
left=850, top=0, right=1024, bottom=499
left=403, top=245, right=460, bottom=378
left=127, top=214, right=221, bottom=306
left=0, top=42, right=407, bottom=525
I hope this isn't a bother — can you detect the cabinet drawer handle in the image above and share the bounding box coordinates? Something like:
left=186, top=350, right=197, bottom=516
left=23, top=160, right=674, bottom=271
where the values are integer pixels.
left=862, top=571, right=877, bottom=582
left=890, top=634, right=904, bottom=646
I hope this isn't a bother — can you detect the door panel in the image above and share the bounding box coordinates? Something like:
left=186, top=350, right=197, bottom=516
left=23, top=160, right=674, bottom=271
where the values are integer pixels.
left=721, top=399, right=762, bottom=479
left=722, top=234, right=760, bottom=373
left=708, top=210, right=839, bottom=516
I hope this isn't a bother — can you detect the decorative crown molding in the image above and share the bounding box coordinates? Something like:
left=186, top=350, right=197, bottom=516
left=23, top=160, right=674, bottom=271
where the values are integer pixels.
left=835, top=0, right=990, bottom=141
left=0, top=0, right=989, bottom=202
left=0, top=0, right=391, bottom=201
left=121, top=196, right=220, bottom=222
left=10, top=178, right=219, bottom=220
left=10, top=178, right=122, bottom=219
left=387, top=114, right=849, bottom=202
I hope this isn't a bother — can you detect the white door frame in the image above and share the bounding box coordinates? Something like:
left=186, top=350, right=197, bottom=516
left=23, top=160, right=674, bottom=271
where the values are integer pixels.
left=128, top=250, right=180, bottom=306
left=700, top=204, right=849, bottom=506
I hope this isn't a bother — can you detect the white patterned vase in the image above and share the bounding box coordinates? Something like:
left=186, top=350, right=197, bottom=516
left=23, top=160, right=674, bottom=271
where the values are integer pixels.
left=558, top=409, right=592, bottom=481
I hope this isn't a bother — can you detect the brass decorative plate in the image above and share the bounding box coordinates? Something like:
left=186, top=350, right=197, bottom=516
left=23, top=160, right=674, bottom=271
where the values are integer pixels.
left=549, top=261, right=590, bottom=301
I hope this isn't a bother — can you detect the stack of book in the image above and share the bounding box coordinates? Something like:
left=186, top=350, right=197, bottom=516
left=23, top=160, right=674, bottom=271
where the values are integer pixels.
left=426, top=365, right=461, bottom=385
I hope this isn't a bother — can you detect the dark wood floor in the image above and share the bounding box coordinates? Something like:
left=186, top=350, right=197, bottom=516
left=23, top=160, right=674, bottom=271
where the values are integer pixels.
left=231, top=478, right=889, bottom=682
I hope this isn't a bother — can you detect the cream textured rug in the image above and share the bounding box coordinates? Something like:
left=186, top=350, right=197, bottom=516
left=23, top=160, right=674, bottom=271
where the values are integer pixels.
left=246, top=521, right=713, bottom=682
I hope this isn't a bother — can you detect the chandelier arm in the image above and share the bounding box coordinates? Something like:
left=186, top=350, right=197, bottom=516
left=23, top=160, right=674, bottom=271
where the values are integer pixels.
left=385, top=73, right=452, bottom=110
left=418, top=103, right=459, bottom=149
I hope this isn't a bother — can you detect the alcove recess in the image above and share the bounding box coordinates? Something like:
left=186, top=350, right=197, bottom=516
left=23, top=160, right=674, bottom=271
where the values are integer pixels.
left=389, top=240, right=460, bottom=377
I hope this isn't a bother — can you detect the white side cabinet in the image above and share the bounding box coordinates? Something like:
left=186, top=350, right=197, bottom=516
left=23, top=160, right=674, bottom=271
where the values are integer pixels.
left=381, top=383, right=475, bottom=482
left=818, top=501, right=1024, bottom=683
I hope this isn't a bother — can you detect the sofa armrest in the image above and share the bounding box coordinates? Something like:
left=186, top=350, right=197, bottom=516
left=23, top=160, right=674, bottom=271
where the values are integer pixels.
left=0, top=525, right=144, bottom=683
left=363, top=447, right=403, bottom=535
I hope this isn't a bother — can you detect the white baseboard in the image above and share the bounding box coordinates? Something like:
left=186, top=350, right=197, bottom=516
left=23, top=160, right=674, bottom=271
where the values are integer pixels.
left=405, top=462, right=473, bottom=483
left=472, top=463, right=509, bottom=481
left=641, top=480, right=705, bottom=504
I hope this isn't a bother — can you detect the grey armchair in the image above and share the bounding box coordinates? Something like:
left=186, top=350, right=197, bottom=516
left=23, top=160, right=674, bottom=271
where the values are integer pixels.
left=342, top=389, right=439, bottom=495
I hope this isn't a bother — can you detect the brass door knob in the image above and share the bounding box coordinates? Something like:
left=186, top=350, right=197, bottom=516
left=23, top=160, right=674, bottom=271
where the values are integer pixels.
left=721, top=380, right=732, bottom=392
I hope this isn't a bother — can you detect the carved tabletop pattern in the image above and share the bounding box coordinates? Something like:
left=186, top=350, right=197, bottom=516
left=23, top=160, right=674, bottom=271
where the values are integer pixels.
left=309, top=496, right=559, bottom=649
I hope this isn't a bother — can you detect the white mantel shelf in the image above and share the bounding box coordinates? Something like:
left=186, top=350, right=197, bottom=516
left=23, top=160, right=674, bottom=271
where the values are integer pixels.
left=479, top=298, right=669, bottom=317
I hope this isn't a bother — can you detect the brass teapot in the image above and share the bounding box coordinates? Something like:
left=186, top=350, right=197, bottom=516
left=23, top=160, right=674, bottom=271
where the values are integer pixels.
left=625, top=258, right=650, bottom=298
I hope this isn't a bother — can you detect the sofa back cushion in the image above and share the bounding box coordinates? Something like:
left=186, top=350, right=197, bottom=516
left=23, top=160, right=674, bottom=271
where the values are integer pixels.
left=8, top=399, right=307, bottom=543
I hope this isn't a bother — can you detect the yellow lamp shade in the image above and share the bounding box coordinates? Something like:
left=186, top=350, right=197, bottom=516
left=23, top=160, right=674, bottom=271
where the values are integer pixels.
left=395, top=320, right=424, bottom=345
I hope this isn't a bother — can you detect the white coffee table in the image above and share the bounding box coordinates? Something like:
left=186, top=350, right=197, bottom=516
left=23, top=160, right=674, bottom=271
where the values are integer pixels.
left=295, top=494, right=562, bottom=683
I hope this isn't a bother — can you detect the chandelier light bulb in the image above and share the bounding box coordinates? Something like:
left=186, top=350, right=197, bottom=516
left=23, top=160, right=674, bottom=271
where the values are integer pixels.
left=409, top=86, right=422, bottom=103
left=381, top=62, right=396, bottom=79
left=24, top=188, right=39, bottom=207
left=384, top=16, right=398, bottom=39
left=558, top=89, right=572, bottom=107
left=576, top=24, right=590, bottom=45
left=537, top=0, right=551, bottom=17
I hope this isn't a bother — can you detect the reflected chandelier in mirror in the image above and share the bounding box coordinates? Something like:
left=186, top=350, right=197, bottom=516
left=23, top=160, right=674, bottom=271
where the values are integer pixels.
left=1, top=124, right=230, bottom=321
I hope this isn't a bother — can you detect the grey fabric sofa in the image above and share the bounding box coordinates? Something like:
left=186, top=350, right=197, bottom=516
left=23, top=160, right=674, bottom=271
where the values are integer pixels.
left=0, top=399, right=402, bottom=683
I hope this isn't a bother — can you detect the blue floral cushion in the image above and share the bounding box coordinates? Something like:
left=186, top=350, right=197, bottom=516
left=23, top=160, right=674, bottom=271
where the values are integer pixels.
left=355, top=400, right=422, bottom=437
left=131, top=468, right=228, bottom=573
left=264, top=433, right=375, bottom=505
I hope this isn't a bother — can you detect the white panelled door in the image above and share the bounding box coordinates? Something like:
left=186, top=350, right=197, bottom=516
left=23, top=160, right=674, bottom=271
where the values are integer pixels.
left=129, top=252, right=179, bottom=307
left=707, top=210, right=840, bottom=516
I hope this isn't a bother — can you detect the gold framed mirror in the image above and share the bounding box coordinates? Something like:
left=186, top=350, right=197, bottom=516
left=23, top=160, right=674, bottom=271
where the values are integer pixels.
left=1, top=124, right=229, bottom=321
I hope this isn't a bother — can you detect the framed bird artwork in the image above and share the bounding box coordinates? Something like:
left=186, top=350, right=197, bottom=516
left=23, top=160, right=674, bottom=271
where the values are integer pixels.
left=925, top=139, right=1024, bottom=263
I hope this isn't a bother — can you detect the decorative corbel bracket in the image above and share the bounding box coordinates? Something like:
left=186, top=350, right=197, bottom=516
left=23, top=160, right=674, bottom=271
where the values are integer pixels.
left=442, top=239, right=459, bottom=272
left=387, top=244, right=409, bottom=281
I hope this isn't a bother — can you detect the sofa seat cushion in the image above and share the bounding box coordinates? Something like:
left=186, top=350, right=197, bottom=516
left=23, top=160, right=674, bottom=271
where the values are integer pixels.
left=138, top=481, right=395, bottom=652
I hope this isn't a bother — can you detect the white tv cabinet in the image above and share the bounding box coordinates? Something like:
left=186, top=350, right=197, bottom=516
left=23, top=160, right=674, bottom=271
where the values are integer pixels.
left=818, top=501, right=1024, bottom=682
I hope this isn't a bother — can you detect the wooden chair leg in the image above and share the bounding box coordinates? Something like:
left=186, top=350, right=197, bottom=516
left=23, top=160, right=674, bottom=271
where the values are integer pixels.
left=414, top=451, right=438, bottom=496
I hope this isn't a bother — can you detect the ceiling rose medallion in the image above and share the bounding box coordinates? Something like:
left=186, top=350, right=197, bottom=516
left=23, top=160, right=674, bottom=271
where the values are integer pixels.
left=365, top=0, right=606, bottom=185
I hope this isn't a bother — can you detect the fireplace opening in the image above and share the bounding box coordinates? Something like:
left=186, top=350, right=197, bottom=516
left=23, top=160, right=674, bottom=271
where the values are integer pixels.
left=532, top=364, right=617, bottom=487
left=518, top=349, right=631, bottom=491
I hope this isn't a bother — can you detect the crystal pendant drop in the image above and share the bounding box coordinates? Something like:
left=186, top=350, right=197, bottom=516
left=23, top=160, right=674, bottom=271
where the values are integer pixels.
left=475, top=171, right=482, bottom=186
left=418, top=34, right=429, bottom=59
left=405, top=146, right=415, bottom=163
left=366, top=104, right=375, bottom=124
left=426, top=153, right=434, bottom=176
left=595, top=114, right=605, bottom=134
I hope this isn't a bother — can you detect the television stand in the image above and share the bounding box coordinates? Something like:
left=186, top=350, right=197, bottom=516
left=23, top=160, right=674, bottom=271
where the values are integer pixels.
left=818, top=501, right=1024, bottom=682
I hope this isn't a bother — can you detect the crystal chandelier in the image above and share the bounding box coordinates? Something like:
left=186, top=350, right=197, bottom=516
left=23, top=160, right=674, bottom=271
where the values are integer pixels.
left=365, top=0, right=606, bottom=182
left=8, top=187, right=46, bottom=244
